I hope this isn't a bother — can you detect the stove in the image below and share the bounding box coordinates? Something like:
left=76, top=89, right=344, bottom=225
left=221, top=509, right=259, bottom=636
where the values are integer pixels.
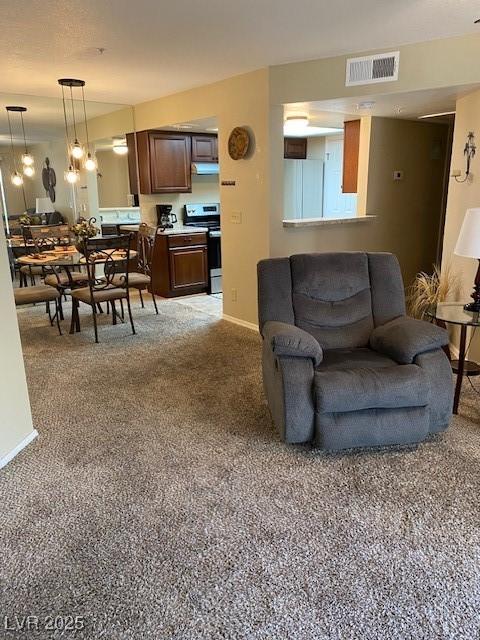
left=184, top=203, right=221, bottom=294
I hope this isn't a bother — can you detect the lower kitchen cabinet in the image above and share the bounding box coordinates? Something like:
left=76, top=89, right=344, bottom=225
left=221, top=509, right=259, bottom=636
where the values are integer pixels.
left=151, top=232, right=208, bottom=297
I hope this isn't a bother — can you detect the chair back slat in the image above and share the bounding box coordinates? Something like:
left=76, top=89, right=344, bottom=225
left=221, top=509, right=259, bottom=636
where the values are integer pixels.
left=137, top=223, right=157, bottom=277
left=83, top=234, right=131, bottom=292
left=29, top=224, right=72, bottom=251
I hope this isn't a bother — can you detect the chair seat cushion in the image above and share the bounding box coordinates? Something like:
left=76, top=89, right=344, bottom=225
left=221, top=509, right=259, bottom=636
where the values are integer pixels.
left=112, top=272, right=150, bottom=288
left=315, top=348, right=428, bottom=413
left=20, top=265, right=44, bottom=275
left=14, top=285, right=60, bottom=305
left=44, top=272, right=88, bottom=287
left=71, top=286, right=127, bottom=304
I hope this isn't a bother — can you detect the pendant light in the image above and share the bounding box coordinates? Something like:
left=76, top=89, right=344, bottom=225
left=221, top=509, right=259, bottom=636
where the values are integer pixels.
left=6, top=106, right=24, bottom=187
left=81, top=83, right=97, bottom=171
left=58, top=78, right=84, bottom=184
left=19, top=108, right=35, bottom=176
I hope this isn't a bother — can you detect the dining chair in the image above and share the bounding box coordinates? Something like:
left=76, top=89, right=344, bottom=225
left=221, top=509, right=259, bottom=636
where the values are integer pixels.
left=70, top=235, right=136, bottom=343
left=14, top=285, right=62, bottom=335
left=112, top=224, right=159, bottom=314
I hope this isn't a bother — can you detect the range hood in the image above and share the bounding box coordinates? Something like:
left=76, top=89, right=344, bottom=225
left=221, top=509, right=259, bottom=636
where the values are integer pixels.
left=191, top=162, right=219, bottom=175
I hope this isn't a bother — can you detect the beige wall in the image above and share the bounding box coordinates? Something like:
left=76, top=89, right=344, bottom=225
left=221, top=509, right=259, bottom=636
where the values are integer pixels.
left=442, top=88, right=480, bottom=357
left=0, top=151, right=29, bottom=215
left=270, top=33, right=480, bottom=106
left=96, top=150, right=130, bottom=208
left=134, top=68, right=271, bottom=325
left=0, top=221, right=34, bottom=463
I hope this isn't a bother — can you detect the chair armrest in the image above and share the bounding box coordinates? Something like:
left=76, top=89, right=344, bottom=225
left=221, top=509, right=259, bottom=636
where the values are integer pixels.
left=370, top=316, right=449, bottom=364
left=262, top=321, right=323, bottom=366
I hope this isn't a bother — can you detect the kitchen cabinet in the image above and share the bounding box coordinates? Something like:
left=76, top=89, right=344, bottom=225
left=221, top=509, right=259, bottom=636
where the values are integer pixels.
left=284, top=137, right=307, bottom=159
left=126, top=132, right=139, bottom=198
left=151, top=232, right=208, bottom=297
left=283, top=159, right=323, bottom=219
left=136, top=130, right=192, bottom=194
left=191, top=134, right=218, bottom=162
left=342, top=120, right=360, bottom=193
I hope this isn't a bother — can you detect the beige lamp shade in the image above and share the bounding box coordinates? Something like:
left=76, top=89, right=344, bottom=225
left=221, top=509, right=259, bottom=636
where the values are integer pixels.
left=454, top=208, right=480, bottom=258
left=35, top=197, right=55, bottom=214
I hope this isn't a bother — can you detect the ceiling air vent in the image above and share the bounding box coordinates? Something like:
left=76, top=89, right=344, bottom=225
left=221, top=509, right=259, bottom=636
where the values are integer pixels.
left=346, top=51, right=400, bottom=87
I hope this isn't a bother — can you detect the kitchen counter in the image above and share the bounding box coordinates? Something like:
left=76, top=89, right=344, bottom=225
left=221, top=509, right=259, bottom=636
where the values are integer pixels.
left=119, top=224, right=209, bottom=235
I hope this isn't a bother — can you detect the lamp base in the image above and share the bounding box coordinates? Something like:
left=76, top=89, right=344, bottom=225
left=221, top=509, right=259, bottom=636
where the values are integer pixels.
left=464, top=301, right=480, bottom=313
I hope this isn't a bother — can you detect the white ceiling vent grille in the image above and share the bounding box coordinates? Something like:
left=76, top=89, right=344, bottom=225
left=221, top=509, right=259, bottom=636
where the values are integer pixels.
left=346, top=51, right=399, bottom=86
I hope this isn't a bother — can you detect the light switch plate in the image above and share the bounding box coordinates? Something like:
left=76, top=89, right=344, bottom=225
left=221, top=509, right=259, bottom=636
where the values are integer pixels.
left=230, top=212, right=242, bottom=224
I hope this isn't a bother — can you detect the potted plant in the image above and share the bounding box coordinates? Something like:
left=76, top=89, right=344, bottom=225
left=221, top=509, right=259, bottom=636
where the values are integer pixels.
left=406, top=263, right=460, bottom=320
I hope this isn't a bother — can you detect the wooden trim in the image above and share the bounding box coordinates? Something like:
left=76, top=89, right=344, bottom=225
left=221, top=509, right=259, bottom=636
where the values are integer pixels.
left=342, top=120, right=360, bottom=193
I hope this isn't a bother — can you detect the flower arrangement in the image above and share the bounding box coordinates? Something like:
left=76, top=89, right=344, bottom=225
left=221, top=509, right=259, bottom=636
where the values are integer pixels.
left=18, top=213, right=32, bottom=226
left=71, top=217, right=99, bottom=239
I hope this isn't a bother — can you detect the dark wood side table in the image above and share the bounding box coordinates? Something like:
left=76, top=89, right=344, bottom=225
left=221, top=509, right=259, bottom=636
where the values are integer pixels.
left=427, top=302, right=480, bottom=414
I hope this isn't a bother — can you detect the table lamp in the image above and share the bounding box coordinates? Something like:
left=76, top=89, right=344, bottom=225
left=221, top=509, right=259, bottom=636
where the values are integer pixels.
left=454, top=207, right=480, bottom=312
left=35, top=197, right=55, bottom=214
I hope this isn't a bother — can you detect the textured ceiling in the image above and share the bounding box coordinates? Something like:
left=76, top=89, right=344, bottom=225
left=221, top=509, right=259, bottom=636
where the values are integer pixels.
left=0, top=0, right=478, bottom=104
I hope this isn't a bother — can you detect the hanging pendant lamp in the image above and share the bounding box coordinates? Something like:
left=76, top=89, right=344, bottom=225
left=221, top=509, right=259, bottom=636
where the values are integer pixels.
left=58, top=78, right=84, bottom=184
left=19, top=108, right=35, bottom=176
left=6, top=106, right=25, bottom=187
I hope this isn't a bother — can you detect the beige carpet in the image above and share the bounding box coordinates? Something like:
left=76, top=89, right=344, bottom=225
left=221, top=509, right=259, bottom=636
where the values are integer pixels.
left=1, top=296, right=480, bottom=639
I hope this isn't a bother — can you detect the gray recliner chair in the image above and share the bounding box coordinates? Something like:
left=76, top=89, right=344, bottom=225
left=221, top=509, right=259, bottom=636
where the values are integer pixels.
left=257, top=252, right=453, bottom=450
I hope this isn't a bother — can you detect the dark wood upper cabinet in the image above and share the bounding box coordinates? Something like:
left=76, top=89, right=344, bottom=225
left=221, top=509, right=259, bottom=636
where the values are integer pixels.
left=342, top=120, right=360, bottom=193
left=284, top=137, right=307, bottom=159
left=136, top=130, right=192, bottom=194
left=191, top=134, right=218, bottom=163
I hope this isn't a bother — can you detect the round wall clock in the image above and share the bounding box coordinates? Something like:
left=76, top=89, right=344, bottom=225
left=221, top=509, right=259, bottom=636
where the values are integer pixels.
left=228, top=127, right=250, bottom=160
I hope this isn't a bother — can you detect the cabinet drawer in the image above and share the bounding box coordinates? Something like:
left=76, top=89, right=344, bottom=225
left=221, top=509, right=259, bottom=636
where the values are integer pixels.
left=168, top=233, right=207, bottom=248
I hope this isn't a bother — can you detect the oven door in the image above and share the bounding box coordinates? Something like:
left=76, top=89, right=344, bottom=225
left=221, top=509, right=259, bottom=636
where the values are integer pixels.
left=207, top=232, right=222, bottom=294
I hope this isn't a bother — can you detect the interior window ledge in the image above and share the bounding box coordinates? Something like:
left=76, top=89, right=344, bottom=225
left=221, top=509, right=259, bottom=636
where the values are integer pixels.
left=282, top=215, right=377, bottom=228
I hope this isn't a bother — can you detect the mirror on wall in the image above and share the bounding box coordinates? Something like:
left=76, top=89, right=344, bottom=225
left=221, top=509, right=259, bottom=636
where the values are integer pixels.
left=0, top=92, right=133, bottom=232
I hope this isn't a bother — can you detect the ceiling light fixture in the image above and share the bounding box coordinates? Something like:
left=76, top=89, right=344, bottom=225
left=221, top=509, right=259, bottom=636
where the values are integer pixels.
left=356, top=101, right=376, bottom=110
left=5, top=107, right=25, bottom=189
left=112, top=138, right=128, bottom=155
left=58, top=78, right=88, bottom=184
left=418, top=110, right=456, bottom=120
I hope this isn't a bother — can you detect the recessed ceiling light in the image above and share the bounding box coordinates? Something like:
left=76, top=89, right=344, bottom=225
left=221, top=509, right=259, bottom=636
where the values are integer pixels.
left=418, top=111, right=455, bottom=119
left=356, top=101, right=376, bottom=110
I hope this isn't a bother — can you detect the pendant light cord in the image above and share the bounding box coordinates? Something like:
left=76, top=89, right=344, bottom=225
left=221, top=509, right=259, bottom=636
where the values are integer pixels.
left=81, top=85, right=91, bottom=154
left=6, top=110, right=18, bottom=173
left=61, top=85, right=71, bottom=164
left=69, top=85, right=78, bottom=141
left=20, top=111, right=28, bottom=155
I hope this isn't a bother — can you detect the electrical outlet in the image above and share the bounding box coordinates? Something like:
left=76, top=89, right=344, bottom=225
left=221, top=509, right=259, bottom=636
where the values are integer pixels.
left=231, top=288, right=237, bottom=302
left=230, top=211, right=242, bottom=224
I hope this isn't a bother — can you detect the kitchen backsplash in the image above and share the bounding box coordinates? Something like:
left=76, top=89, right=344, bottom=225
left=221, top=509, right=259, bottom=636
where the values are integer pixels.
left=139, top=174, right=219, bottom=226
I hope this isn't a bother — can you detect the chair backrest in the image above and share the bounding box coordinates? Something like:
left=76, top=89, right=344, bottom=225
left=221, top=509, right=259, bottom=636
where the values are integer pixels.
left=137, top=223, right=157, bottom=277
left=29, top=224, right=72, bottom=250
left=83, top=235, right=131, bottom=293
left=258, top=252, right=406, bottom=350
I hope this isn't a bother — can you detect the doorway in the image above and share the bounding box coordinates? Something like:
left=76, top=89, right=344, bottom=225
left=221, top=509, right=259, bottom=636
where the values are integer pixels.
left=323, top=135, right=357, bottom=219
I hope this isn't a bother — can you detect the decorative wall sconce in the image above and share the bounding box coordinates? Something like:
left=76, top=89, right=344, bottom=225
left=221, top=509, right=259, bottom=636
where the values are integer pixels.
left=453, top=131, right=476, bottom=183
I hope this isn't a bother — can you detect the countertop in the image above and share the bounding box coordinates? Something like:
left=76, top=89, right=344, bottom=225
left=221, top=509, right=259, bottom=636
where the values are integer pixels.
left=119, top=224, right=209, bottom=235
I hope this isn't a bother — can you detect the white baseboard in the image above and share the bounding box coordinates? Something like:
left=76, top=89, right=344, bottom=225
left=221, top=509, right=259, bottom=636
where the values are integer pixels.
left=222, top=314, right=258, bottom=332
left=0, top=429, right=38, bottom=470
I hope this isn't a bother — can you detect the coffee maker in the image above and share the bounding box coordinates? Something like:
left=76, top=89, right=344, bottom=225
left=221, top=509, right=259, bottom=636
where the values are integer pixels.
left=156, top=204, right=178, bottom=229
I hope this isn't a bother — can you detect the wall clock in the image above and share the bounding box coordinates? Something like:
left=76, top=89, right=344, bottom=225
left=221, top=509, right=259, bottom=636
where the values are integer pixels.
left=228, top=127, right=250, bottom=160
left=42, top=157, right=56, bottom=203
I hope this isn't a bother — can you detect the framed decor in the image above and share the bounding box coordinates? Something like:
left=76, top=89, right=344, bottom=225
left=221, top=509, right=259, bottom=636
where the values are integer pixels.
left=228, top=127, right=250, bottom=160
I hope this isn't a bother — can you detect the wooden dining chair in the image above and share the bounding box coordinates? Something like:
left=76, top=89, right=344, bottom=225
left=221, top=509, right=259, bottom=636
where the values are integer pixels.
left=70, top=235, right=136, bottom=343
left=14, top=285, right=62, bottom=335
left=112, top=224, right=159, bottom=314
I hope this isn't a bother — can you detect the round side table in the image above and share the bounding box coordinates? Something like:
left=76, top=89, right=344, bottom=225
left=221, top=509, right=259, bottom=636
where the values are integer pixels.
left=427, top=302, right=480, bottom=414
